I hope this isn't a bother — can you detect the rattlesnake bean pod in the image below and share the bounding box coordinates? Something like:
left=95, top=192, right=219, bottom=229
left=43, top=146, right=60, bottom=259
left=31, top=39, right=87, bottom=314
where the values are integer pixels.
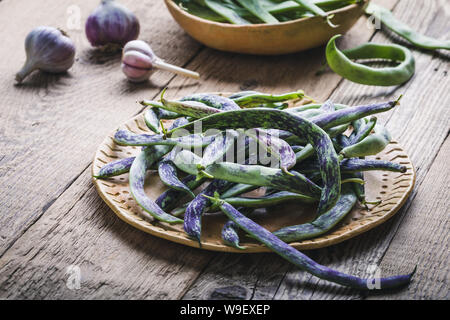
left=184, top=179, right=234, bottom=244
left=349, top=116, right=377, bottom=145
left=340, top=124, right=392, bottom=158
left=326, top=34, right=415, bottom=86
left=94, top=156, right=135, bottom=179
left=129, top=145, right=182, bottom=224
left=297, top=158, right=406, bottom=174
left=223, top=191, right=316, bottom=208
left=114, top=130, right=215, bottom=148
left=158, top=159, right=195, bottom=198
left=169, top=108, right=341, bottom=215
left=232, top=90, right=304, bottom=107
left=161, top=94, right=221, bottom=118
left=221, top=207, right=255, bottom=250
left=174, top=152, right=322, bottom=198
left=311, top=99, right=399, bottom=130
left=139, top=100, right=180, bottom=119
left=208, top=196, right=415, bottom=290
left=180, top=93, right=241, bottom=111
left=221, top=220, right=244, bottom=250
left=272, top=184, right=357, bottom=242
left=365, top=3, right=450, bottom=50
left=156, top=174, right=206, bottom=211
left=144, top=108, right=160, bottom=134
left=228, top=91, right=260, bottom=99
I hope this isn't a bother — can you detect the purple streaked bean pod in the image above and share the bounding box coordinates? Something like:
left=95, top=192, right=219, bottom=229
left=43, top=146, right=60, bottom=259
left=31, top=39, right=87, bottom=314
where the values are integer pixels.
left=94, top=156, right=135, bottom=179
left=184, top=179, right=234, bottom=244
left=169, top=108, right=340, bottom=215
left=114, top=129, right=215, bottom=148
left=174, top=153, right=322, bottom=198
left=158, top=159, right=195, bottom=198
left=221, top=220, right=244, bottom=250
left=319, top=99, right=335, bottom=112
left=223, top=190, right=317, bottom=208
left=129, top=145, right=182, bottom=224
left=228, top=91, right=260, bottom=99
left=349, top=116, right=377, bottom=145
left=209, top=196, right=416, bottom=290
left=311, top=99, right=399, bottom=130
left=180, top=93, right=241, bottom=111
left=139, top=100, right=180, bottom=119
left=297, top=158, right=407, bottom=174
left=144, top=108, right=160, bottom=134
left=231, top=90, right=304, bottom=108
left=201, top=131, right=239, bottom=168
left=156, top=174, right=206, bottom=211
left=221, top=207, right=254, bottom=250
left=340, top=124, right=392, bottom=158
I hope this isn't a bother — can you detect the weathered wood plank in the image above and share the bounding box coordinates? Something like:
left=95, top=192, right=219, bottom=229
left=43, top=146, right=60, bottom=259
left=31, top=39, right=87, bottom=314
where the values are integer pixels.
left=369, top=137, right=449, bottom=300
left=0, top=169, right=214, bottom=299
left=0, top=0, right=202, bottom=256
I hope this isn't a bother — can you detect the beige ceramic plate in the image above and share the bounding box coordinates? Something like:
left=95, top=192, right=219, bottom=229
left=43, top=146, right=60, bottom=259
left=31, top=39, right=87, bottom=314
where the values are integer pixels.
left=92, top=95, right=415, bottom=253
left=164, top=0, right=368, bottom=55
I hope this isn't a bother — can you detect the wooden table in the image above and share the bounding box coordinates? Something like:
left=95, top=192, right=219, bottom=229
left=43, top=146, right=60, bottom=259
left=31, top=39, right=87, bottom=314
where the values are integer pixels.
left=0, top=0, right=448, bottom=300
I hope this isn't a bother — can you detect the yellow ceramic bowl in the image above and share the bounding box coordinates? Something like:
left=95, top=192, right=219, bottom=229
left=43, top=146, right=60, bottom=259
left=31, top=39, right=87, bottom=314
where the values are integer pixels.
left=164, top=0, right=368, bottom=55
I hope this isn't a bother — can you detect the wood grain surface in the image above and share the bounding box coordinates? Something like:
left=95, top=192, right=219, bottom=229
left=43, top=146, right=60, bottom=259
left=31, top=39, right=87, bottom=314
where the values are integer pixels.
left=0, top=0, right=448, bottom=300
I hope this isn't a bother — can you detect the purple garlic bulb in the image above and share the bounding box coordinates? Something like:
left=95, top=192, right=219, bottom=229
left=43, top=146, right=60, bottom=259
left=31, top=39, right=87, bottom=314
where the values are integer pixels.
left=121, top=40, right=200, bottom=83
left=15, top=26, right=76, bottom=83
left=85, top=0, right=140, bottom=47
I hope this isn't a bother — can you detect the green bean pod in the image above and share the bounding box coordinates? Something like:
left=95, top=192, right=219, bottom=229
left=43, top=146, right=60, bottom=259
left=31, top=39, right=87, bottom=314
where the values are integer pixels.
left=208, top=196, right=415, bottom=290
left=129, top=146, right=183, bottom=224
left=139, top=100, right=180, bottom=119
left=293, top=0, right=338, bottom=27
left=144, top=108, right=161, bottom=134
left=235, top=0, right=279, bottom=24
left=349, top=116, right=377, bottom=145
left=156, top=174, right=206, bottom=211
left=223, top=191, right=317, bottom=208
left=365, top=3, right=450, bottom=50
left=174, top=150, right=322, bottom=198
left=114, top=130, right=215, bottom=148
left=340, top=124, right=392, bottom=158
left=161, top=92, right=221, bottom=118
left=326, top=34, right=415, bottom=86
left=180, top=93, right=241, bottom=111
left=221, top=220, right=245, bottom=250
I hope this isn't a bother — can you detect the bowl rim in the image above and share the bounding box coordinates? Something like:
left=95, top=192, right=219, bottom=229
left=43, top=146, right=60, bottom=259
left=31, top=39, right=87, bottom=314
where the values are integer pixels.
left=164, top=0, right=368, bottom=29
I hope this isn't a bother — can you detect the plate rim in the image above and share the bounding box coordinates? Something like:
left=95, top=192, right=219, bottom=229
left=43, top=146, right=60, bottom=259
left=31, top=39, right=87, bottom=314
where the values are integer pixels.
left=92, top=97, right=416, bottom=253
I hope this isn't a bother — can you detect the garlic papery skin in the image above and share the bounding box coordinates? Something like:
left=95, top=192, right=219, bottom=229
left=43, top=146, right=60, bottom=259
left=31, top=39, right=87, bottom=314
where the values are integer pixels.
left=121, top=40, right=200, bottom=83
left=121, top=50, right=154, bottom=83
left=15, top=26, right=76, bottom=83
left=85, top=0, right=140, bottom=48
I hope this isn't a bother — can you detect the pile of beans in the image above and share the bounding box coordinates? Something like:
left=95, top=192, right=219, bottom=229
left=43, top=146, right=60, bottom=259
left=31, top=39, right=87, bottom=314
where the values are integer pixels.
left=94, top=90, right=415, bottom=290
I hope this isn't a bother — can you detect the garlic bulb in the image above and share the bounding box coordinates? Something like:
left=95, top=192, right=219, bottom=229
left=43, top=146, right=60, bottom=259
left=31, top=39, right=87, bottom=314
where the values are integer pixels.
left=85, top=0, right=140, bottom=47
left=121, top=40, right=200, bottom=83
left=15, top=26, right=76, bottom=83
